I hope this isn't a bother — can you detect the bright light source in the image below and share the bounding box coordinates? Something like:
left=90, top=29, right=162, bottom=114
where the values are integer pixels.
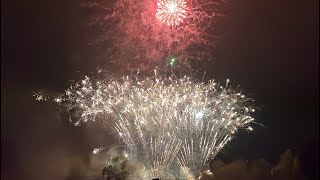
left=195, top=111, right=204, bottom=119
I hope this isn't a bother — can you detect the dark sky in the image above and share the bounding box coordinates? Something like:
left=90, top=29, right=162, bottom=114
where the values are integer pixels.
left=2, top=0, right=319, bottom=179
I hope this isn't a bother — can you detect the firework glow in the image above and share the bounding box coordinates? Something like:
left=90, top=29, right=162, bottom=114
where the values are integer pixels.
left=35, top=70, right=255, bottom=178
left=156, top=0, right=187, bottom=26
left=81, top=0, right=226, bottom=71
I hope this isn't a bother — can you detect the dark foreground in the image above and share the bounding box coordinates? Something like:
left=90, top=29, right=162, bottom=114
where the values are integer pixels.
left=66, top=149, right=309, bottom=180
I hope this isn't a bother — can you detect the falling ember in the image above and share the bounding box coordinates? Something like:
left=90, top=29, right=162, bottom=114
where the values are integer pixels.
left=156, top=0, right=187, bottom=26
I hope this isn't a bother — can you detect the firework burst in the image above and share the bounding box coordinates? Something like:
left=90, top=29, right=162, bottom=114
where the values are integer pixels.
left=82, top=0, right=227, bottom=71
left=36, top=70, right=255, bottom=178
left=175, top=78, right=255, bottom=175
left=156, top=0, right=187, bottom=26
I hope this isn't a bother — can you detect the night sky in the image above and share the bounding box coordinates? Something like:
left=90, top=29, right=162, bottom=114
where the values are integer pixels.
left=2, top=0, right=319, bottom=179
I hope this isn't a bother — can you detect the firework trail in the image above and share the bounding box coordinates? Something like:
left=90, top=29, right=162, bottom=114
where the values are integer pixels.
left=35, top=70, right=255, bottom=178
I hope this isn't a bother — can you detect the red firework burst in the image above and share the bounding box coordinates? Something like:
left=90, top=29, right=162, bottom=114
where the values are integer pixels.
left=156, top=0, right=187, bottom=26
